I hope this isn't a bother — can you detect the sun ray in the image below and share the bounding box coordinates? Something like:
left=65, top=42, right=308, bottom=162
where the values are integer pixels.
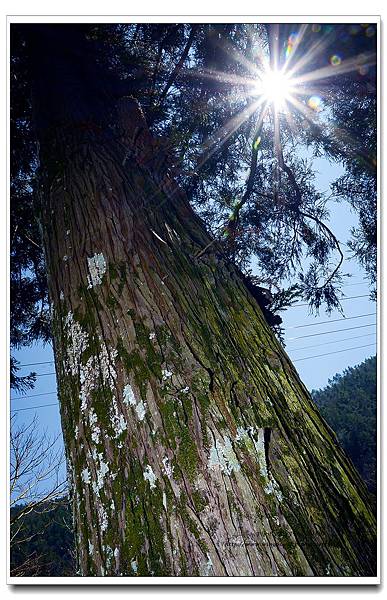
left=209, top=30, right=268, bottom=80
left=184, top=66, right=259, bottom=91
left=291, top=52, right=376, bottom=87
left=286, top=93, right=374, bottom=168
left=281, top=24, right=309, bottom=73
left=280, top=105, right=300, bottom=137
left=196, top=97, right=265, bottom=171
left=285, top=29, right=337, bottom=79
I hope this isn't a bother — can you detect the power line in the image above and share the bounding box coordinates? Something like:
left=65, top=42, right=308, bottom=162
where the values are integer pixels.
left=293, top=343, right=376, bottom=363
left=16, top=371, right=57, bottom=378
left=341, top=281, right=368, bottom=288
left=11, top=402, right=59, bottom=413
left=10, top=391, right=57, bottom=402
left=291, top=294, right=370, bottom=308
left=11, top=332, right=376, bottom=402
left=18, top=360, right=54, bottom=368
left=287, top=332, right=376, bottom=353
left=31, top=372, right=56, bottom=378
left=11, top=344, right=377, bottom=407
left=287, top=312, right=376, bottom=330
left=287, top=322, right=376, bottom=341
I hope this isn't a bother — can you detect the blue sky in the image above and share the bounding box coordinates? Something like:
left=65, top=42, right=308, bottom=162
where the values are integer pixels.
left=10, top=155, right=376, bottom=492
left=282, top=156, right=376, bottom=390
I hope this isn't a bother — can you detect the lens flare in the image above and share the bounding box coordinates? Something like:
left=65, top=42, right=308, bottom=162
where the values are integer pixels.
left=349, top=25, right=361, bottom=35
left=358, top=65, right=369, bottom=76
left=253, top=136, right=262, bottom=150
left=330, top=55, right=342, bottom=66
left=307, top=95, right=322, bottom=111
left=285, top=32, right=299, bottom=59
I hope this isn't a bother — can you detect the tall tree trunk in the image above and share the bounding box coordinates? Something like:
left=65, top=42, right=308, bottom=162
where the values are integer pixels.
left=28, top=25, right=376, bottom=577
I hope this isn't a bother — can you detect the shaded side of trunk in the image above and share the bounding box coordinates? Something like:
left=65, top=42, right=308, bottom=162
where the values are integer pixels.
left=30, top=25, right=376, bottom=577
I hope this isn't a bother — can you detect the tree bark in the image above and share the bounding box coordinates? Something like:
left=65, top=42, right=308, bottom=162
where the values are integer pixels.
left=29, top=25, right=376, bottom=577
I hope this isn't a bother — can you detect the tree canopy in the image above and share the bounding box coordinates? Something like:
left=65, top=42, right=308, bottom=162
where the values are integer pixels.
left=10, top=22, right=377, bottom=381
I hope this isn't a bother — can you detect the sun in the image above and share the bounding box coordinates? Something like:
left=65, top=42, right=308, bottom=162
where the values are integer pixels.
left=253, top=68, right=295, bottom=111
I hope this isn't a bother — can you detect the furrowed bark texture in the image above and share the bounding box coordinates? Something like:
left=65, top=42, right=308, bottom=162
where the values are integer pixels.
left=30, top=25, right=376, bottom=577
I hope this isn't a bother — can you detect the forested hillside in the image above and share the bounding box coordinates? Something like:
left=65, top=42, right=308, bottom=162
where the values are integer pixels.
left=312, top=356, right=377, bottom=495
left=10, top=501, right=74, bottom=577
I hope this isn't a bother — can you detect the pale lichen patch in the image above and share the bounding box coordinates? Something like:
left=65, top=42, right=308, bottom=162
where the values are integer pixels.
left=81, top=468, right=91, bottom=484
left=200, top=553, right=213, bottom=576
left=89, top=408, right=101, bottom=444
left=95, top=455, right=109, bottom=491
left=115, top=413, right=128, bottom=436
left=131, top=559, right=138, bottom=574
left=208, top=436, right=240, bottom=475
left=104, top=545, right=114, bottom=569
left=87, top=253, right=107, bottom=288
left=123, top=383, right=136, bottom=406
left=162, top=368, right=173, bottom=381
left=99, top=343, right=118, bottom=388
left=236, top=426, right=283, bottom=501
left=64, top=311, right=88, bottom=377
left=79, top=356, right=98, bottom=413
left=98, top=505, right=108, bottom=533
left=252, top=428, right=268, bottom=479
left=236, top=426, right=266, bottom=475
left=123, top=383, right=147, bottom=421
left=264, top=478, right=283, bottom=502
left=143, top=465, right=157, bottom=490
left=162, top=456, right=174, bottom=478
left=135, top=400, right=146, bottom=421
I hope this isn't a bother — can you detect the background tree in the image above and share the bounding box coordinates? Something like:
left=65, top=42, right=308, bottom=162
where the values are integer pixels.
left=10, top=415, right=68, bottom=576
left=312, top=356, right=377, bottom=496
left=10, top=23, right=377, bottom=577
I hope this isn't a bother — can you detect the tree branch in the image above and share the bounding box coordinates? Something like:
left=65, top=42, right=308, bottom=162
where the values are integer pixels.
left=157, top=25, right=198, bottom=106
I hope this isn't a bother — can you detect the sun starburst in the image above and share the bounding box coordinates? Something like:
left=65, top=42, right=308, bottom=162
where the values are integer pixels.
left=252, top=68, right=296, bottom=112
left=194, top=24, right=376, bottom=169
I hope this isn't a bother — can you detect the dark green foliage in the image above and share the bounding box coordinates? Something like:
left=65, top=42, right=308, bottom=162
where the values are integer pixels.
left=10, top=499, right=75, bottom=577
left=10, top=26, right=51, bottom=388
left=290, top=23, right=377, bottom=295
left=10, top=356, right=36, bottom=393
left=311, top=356, right=376, bottom=494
